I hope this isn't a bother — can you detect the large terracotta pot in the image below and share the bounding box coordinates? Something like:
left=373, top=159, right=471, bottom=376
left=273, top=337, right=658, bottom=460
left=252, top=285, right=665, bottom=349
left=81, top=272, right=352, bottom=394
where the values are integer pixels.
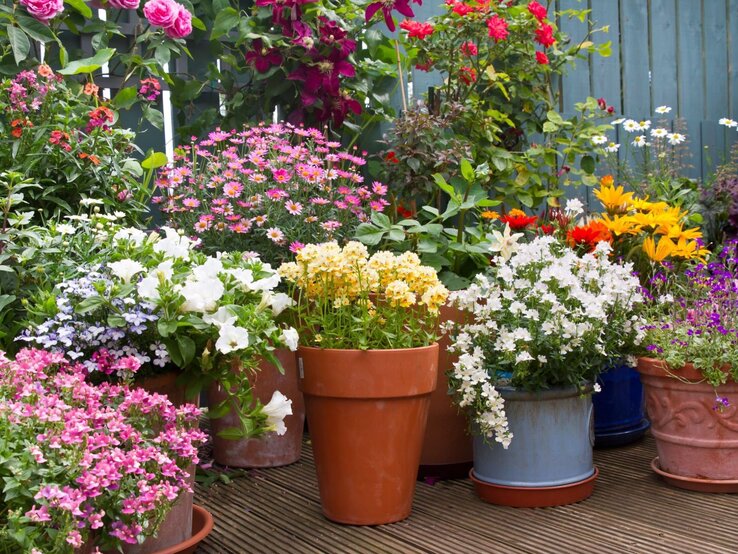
left=298, top=344, right=438, bottom=525
left=136, top=371, right=193, bottom=407
left=419, top=304, right=473, bottom=479
left=208, top=349, right=305, bottom=467
left=638, top=357, right=738, bottom=491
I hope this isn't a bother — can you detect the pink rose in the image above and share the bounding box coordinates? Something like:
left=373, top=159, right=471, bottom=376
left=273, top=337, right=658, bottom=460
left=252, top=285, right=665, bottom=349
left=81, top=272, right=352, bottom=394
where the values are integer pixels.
left=143, top=0, right=178, bottom=28
left=108, top=0, right=140, bottom=8
left=164, top=4, right=192, bottom=39
left=20, top=0, right=64, bottom=24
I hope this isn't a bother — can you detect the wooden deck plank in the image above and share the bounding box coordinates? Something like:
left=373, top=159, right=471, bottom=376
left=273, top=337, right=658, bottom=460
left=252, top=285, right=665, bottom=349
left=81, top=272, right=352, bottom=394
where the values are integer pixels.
left=195, top=435, right=738, bottom=553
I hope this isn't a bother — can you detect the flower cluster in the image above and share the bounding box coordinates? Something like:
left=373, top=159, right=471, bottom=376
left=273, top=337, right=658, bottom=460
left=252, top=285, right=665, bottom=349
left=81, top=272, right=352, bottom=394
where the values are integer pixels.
left=156, top=123, right=388, bottom=265
left=447, top=236, right=645, bottom=446
left=143, top=0, right=193, bottom=39
left=19, top=0, right=63, bottom=24
left=279, top=241, right=448, bottom=349
left=0, top=66, right=153, bottom=223
left=0, top=348, right=206, bottom=553
left=643, top=241, right=738, bottom=388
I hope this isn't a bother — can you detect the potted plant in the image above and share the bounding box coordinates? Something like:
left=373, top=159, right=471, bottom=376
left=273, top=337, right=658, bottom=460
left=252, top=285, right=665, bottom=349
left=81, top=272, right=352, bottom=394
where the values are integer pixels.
left=278, top=241, right=448, bottom=524
left=155, top=123, right=389, bottom=467
left=448, top=234, right=644, bottom=507
left=0, top=348, right=209, bottom=553
left=585, top=175, right=708, bottom=446
left=639, top=240, right=738, bottom=492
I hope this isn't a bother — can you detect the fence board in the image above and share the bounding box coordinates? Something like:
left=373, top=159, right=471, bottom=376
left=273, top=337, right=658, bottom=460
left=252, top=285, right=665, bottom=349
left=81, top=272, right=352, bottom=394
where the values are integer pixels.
left=619, top=0, right=650, bottom=117
left=730, top=0, right=738, bottom=119
left=703, top=0, right=729, bottom=122
left=649, top=0, right=678, bottom=113
left=557, top=0, right=592, bottom=113
left=590, top=0, right=622, bottom=112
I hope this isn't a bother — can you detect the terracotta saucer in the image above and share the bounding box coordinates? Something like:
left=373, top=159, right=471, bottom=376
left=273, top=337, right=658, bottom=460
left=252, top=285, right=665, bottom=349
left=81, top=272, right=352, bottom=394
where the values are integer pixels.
left=469, top=467, right=599, bottom=508
left=650, top=457, right=738, bottom=494
left=156, top=505, right=214, bottom=554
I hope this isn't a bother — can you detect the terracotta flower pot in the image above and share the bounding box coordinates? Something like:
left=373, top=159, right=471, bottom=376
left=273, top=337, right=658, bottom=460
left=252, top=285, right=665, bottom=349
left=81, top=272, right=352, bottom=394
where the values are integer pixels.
left=137, top=371, right=192, bottom=407
left=638, top=357, right=738, bottom=491
left=298, top=344, right=438, bottom=525
left=208, top=349, right=305, bottom=467
left=419, top=304, right=473, bottom=479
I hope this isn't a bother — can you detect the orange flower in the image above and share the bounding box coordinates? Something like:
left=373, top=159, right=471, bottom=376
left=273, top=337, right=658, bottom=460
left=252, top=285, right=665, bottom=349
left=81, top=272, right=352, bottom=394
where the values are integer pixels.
left=500, top=212, right=537, bottom=230
left=600, top=174, right=614, bottom=187
left=567, top=220, right=612, bottom=252
left=37, top=64, right=53, bottom=78
left=84, top=82, right=99, bottom=96
left=11, top=127, right=22, bottom=138
left=88, top=154, right=100, bottom=165
left=480, top=210, right=500, bottom=220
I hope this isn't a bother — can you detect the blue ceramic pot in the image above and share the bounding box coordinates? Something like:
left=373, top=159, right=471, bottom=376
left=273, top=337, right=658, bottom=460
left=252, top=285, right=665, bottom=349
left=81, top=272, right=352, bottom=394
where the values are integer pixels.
left=593, top=363, right=649, bottom=448
left=473, top=386, right=594, bottom=487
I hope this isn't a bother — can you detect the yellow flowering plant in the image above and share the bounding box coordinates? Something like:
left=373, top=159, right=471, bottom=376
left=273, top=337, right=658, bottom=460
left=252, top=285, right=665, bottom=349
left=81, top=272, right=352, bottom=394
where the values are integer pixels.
left=278, top=241, right=449, bottom=350
left=592, top=175, right=709, bottom=281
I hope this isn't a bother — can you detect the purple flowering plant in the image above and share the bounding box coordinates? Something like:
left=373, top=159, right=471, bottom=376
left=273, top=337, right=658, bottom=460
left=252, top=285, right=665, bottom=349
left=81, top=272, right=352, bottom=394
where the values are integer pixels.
left=643, top=240, right=738, bottom=389
left=0, top=348, right=206, bottom=553
left=155, top=123, right=389, bottom=265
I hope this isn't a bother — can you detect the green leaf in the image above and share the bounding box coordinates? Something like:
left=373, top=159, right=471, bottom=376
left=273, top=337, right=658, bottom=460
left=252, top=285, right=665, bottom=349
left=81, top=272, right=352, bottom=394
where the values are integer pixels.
left=542, top=121, right=558, bottom=133
left=7, top=26, right=30, bottom=65
left=191, top=16, right=206, bottom=31
left=16, top=15, right=54, bottom=42
left=64, top=0, right=92, bottom=17
left=58, top=48, right=115, bottom=75
left=112, top=86, right=138, bottom=109
left=176, top=335, right=196, bottom=367
left=460, top=158, right=475, bottom=183
left=432, top=173, right=456, bottom=198
left=154, top=44, right=171, bottom=66
left=216, top=426, right=245, bottom=440
left=143, top=107, right=164, bottom=129
left=355, top=223, right=386, bottom=246
left=211, top=7, right=240, bottom=40
left=141, top=151, right=168, bottom=170
left=580, top=155, right=596, bottom=175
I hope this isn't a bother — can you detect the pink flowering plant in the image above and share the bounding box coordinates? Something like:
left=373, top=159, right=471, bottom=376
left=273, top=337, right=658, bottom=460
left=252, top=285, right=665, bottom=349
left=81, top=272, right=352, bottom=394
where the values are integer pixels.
left=156, top=123, right=389, bottom=265
left=0, top=348, right=206, bottom=553
left=21, top=225, right=299, bottom=438
left=0, top=65, right=165, bottom=223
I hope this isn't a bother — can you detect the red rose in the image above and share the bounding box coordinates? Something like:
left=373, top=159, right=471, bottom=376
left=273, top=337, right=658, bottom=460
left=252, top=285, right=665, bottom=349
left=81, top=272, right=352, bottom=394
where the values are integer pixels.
left=487, top=15, right=509, bottom=42
left=535, top=23, right=556, bottom=48
left=527, top=1, right=547, bottom=22
left=535, top=51, right=549, bottom=65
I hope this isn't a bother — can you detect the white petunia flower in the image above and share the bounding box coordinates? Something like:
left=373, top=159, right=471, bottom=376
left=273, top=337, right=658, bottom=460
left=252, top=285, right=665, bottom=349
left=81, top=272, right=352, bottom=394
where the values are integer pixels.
left=155, top=227, right=198, bottom=259
left=270, top=293, right=294, bottom=317
left=655, top=106, right=671, bottom=114
left=203, top=306, right=237, bottom=328
left=180, top=278, right=225, bottom=312
left=262, top=391, right=292, bottom=436
left=280, top=327, right=299, bottom=351
left=228, top=268, right=254, bottom=290
left=214, top=324, right=250, bottom=354
left=192, top=257, right=224, bottom=280
left=108, top=259, right=145, bottom=284
left=251, top=274, right=281, bottom=292
left=113, top=228, right=147, bottom=245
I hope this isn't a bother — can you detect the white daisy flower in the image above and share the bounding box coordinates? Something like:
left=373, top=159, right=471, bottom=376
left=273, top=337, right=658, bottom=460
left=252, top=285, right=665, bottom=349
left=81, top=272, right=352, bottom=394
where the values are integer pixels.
left=637, top=120, right=651, bottom=131
left=612, top=118, right=626, bottom=125
left=667, top=132, right=686, bottom=145
left=719, top=118, right=738, bottom=128
left=632, top=135, right=649, bottom=147
left=622, top=119, right=639, bottom=132
left=605, top=142, right=620, bottom=153
left=655, top=106, right=671, bottom=114
left=650, top=128, right=668, bottom=138
left=591, top=135, right=608, bottom=145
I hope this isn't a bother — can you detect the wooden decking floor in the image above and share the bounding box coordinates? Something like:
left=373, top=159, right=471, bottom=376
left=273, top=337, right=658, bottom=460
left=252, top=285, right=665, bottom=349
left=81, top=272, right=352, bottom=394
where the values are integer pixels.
left=194, top=434, right=737, bottom=553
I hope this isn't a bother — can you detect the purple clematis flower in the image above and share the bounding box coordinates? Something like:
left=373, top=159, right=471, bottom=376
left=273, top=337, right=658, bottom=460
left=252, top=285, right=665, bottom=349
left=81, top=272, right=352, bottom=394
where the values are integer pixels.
left=245, top=39, right=283, bottom=73
left=365, top=0, right=422, bottom=32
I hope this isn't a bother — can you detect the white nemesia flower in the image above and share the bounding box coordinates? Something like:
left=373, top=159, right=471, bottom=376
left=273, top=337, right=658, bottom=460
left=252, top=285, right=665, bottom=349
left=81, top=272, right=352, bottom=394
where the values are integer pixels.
left=667, top=132, right=686, bottom=145
left=180, top=278, right=225, bottom=312
left=55, top=224, right=76, bottom=235
left=565, top=198, right=585, bottom=217
left=605, top=142, right=620, bottom=153
left=214, top=324, right=250, bottom=354
left=489, top=224, right=523, bottom=261
left=632, top=135, right=649, bottom=147
left=280, top=327, right=299, bottom=352
left=622, top=119, right=639, bottom=132
left=650, top=128, right=668, bottom=138
left=203, top=306, right=238, bottom=328
left=262, top=391, right=292, bottom=436
left=108, top=259, right=145, bottom=284
left=654, top=106, right=671, bottom=114
left=591, top=135, right=608, bottom=145
left=719, top=118, right=737, bottom=128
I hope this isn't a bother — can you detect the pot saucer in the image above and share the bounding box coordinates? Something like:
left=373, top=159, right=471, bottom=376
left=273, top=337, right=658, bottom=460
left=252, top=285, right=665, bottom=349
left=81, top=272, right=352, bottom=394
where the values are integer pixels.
left=156, top=505, right=214, bottom=554
left=594, top=419, right=650, bottom=449
left=469, top=467, right=599, bottom=508
left=650, top=457, right=738, bottom=493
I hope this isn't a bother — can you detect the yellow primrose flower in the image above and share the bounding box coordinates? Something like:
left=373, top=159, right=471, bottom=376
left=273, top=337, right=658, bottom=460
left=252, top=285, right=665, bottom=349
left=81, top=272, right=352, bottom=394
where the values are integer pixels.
left=594, top=184, right=634, bottom=213
left=643, top=236, right=676, bottom=262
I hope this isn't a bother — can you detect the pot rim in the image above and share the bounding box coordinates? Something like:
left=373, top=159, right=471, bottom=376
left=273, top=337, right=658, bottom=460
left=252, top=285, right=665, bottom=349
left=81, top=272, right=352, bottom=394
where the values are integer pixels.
left=297, top=343, right=439, bottom=354
left=637, top=356, right=734, bottom=383
left=495, top=382, right=595, bottom=401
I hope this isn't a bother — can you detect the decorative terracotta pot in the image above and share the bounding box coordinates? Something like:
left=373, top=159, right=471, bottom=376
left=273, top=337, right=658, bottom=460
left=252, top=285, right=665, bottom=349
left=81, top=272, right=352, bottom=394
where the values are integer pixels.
left=638, top=357, right=738, bottom=492
left=298, top=344, right=438, bottom=525
left=418, top=304, right=473, bottom=480
left=208, top=349, right=305, bottom=467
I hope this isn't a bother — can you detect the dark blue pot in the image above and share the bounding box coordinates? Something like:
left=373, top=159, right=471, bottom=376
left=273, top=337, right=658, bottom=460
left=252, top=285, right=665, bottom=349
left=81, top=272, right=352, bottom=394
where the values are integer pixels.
left=593, top=363, right=649, bottom=448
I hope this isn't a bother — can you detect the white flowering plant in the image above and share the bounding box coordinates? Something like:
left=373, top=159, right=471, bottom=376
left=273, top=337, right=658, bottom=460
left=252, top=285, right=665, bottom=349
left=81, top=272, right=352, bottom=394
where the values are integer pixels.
left=447, top=236, right=645, bottom=447
left=21, top=226, right=299, bottom=439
